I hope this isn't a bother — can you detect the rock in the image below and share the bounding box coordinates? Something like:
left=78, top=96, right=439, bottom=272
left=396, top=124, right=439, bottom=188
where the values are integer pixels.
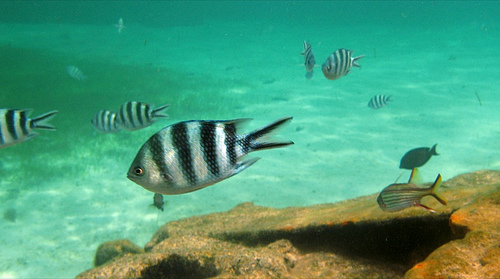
left=94, top=239, right=144, bottom=267
left=77, top=170, right=500, bottom=278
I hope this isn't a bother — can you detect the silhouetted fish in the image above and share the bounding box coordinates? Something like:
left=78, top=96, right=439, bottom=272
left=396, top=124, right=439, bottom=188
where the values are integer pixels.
left=377, top=168, right=447, bottom=213
left=368, top=95, right=391, bottom=109
left=400, top=144, right=438, bottom=169
left=153, top=193, right=164, bottom=211
left=301, top=40, right=315, bottom=80
left=322, top=48, right=364, bottom=80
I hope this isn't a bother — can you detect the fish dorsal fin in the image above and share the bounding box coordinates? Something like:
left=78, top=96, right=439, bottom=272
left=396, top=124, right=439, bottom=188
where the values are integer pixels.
left=408, top=168, right=423, bottom=185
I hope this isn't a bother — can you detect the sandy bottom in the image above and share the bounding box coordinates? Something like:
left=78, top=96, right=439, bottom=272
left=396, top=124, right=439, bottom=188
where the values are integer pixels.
left=0, top=19, right=499, bottom=277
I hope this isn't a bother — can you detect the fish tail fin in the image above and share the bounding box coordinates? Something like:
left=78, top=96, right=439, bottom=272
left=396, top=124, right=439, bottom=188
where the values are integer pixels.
left=430, top=144, right=439, bottom=155
left=430, top=174, right=447, bottom=205
left=306, top=71, right=313, bottom=80
left=31, top=110, right=58, bottom=131
left=246, top=117, right=294, bottom=152
left=352, top=54, right=365, bottom=68
left=152, top=104, right=170, bottom=118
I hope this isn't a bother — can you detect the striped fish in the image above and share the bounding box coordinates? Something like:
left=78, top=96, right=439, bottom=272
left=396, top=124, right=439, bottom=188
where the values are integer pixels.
left=127, top=117, right=294, bottom=195
left=301, top=40, right=315, bottom=80
left=0, top=108, right=58, bottom=149
left=91, top=110, right=121, bottom=133
left=377, top=168, right=447, bottom=213
left=322, top=48, right=364, bottom=80
left=368, top=95, right=392, bottom=109
left=66, top=65, right=87, bottom=81
left=118, top=101, right=170, bottom=131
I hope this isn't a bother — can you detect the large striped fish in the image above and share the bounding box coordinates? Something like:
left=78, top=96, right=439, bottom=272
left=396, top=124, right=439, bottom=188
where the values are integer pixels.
left=322, top=48, right=364, bottom=80
left=301, top=40, right=315, bottom=80
left=368, top=94, right=392, bottom=109
left=127, top=117, right=294, bottom=195
left=91, top=110, right=121, bottom=133
left=0, top=108, right=58, bottom=148
left=66, top=65, right=87, bottom=81
left=118, top=101, right=170, bottom=131
left=377, top=168, right=447, bottom=213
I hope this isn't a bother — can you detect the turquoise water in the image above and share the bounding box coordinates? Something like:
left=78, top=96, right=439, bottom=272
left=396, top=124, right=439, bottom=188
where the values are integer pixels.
left=0, top=1, right=499, bottom=277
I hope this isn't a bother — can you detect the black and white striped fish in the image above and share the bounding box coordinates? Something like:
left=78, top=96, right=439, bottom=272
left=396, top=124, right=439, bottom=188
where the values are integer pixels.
left=91, top=110, right=121, bottom=133
left=322, top=48, right=364, bottom=80
left=368, top=95, right=392, bottom=109
left=301, top=40, right=315, bottom=80
left=377, top=168, right=447, bottom=213
left=66, top=65, right=87, bottom=81
left=127, top=117, right=294, bottom=195
left=0, top=108, right=58, bottom=149
left=118, top=101, right=170, bottom=131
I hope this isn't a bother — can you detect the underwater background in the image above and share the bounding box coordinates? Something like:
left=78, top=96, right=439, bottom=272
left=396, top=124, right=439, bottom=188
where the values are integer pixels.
left=0, top=1, right=499, bottom=277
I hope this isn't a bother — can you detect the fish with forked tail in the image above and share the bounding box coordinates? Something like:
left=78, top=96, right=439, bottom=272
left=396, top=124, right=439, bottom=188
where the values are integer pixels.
left=377, top=168, right=447, bottom=213
left=0, top=108, right=58, bottom=148
left=400, top=144, right=438, bottom=169
left=117, top=101, right=170, bottom=131
left=127, top=117, right=294, bottom=195
left=322, top=48, right=364, bottom=80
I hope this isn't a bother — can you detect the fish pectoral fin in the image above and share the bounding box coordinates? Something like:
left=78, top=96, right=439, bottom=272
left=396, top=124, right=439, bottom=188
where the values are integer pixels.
left=230, top=157, right=261, bottom=177
left=416, top=203, right=437, bottom=213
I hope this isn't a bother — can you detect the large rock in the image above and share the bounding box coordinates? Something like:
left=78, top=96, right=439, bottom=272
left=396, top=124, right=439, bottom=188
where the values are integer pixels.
left=77, top=170, right=500, bottom=278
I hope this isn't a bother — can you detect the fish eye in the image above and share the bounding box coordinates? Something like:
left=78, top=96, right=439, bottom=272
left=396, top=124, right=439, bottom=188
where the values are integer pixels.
left=133, top=166, right=144, bottom=176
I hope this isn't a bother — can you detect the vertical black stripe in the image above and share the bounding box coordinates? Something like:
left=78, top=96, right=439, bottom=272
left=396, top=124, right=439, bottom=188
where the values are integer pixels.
left=119, top=106, right=127, bottom=128
left=136, top=102, right=144, bottom=126
left=201, top=122, right=220, bottom=177
left=172, top=122, right=197, bottom=185
left=20, top=110, right=29, bottom=136
left=6, top=110, right=18, bottom=140
left=127, top=102, right=135, bottom=128
left=224, top=123, right=238, bottom=166
left=100, top=111, right=106, bottom=131
left=145, top=104, right=152, bottom=123
left=149, top=132, right=172, bottom=182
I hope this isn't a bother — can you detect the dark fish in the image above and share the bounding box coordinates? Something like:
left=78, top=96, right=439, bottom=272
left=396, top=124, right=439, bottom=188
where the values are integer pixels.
left=118, top=101, right=170, bottom=131
left=400, top=144, right=438, bottom=169
left=377, top=168, right=447, bottom=212
left=66, top=65, right=87, bottom=81
left=322, top=48, right=364, bottom=80
left=91, top=110, right=121, bottom=133
left=153, top=193, right=164, bottom=211
left=0, top=108, right=58, bottom=148
left=301, top=40, right=315, bottom=80
left=127, top=117, right=294, bottom=195
left=368, top=95, right=391, bottom=109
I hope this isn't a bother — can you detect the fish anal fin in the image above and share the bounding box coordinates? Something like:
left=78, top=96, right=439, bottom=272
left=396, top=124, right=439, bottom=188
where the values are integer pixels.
left=231, top=157, right=261, bottom=177
left=416, top=203, right=437, bottom=213
left=408, top=168, right=423, bottom=185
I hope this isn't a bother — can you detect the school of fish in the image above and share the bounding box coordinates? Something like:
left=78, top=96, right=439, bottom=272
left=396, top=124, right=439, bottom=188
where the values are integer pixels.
left=2, top=19, right=451, bottom=215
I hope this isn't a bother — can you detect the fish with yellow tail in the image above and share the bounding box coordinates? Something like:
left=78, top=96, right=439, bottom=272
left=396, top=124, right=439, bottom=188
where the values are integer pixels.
left=128, top=117, right=294, bottom=195
left=377, top=168, right=447, bottom=213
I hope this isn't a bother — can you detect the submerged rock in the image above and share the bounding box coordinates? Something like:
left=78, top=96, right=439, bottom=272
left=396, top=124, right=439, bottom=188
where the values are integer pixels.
left=77, top=170, right=500, bottom=278
left=94, top=239, right=144, bottom=267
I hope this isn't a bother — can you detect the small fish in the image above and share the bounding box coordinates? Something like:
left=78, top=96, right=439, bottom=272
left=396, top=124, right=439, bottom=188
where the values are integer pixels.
left=368, top=95, right=392, bottom=109
left=91, top=110, right=121, bottom=133
left=322, top=48, right=364, bottom=80
left=127, top=117, right=294, bottom=195
left=117, top=101, right=170, bottom=131
left=115, top=17, right=125, bottom=33
left=153, top=193, right=164, bottom=211
left=66, top=65, right=87, bottom=81
left=301, top=40, right=315, bottom=80
left=377, top=168, right=447, bottom=212
left=400, top=144, right=438, bottom=169
left=0, top=109, right=58, bottom=148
